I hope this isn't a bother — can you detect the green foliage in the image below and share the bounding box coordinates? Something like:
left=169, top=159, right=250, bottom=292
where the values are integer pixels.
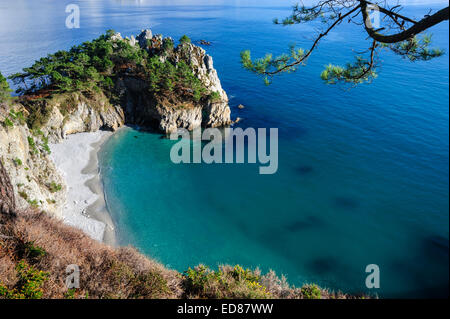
left=2, top=117, right=14, bottom=128
left=241, top=3, right=446, bottom=86
left=13, top=158, right=23, bottom=166
left=300, top=284, right=322, bottom=299
left=179, top=35, right=191, bottom=44
left=27, top=199, right=39, bottom=209
left=240, top=44, right=307, bottom=84
left=183, top=265, right=271, bottom=299
left=320, top=56, right=378, bottom=85
left=24, top=242, right=47, bottom=260
left=8, top=109, right=26, bottom=125
left=48, top=182, right=62, bottom=193
left=209, top=91, right=221, bottom=102
left=9, top=32, right=119, bottom=95
left=147, top=56, right=207, bottom=102
left=40, top=134, right=51, bottom=154
left=0, top=71, right=12, bottom=101
left=110, top=261, right=170, bottom=298
left=22, top=100, right=53, bottom=130
left=27, top=136, right=39, bottom=155
left=10, top=30, right=209, bottom=116
left=65, top=288, right=76, bottom=299
left=0, top=261, right=48, bottom=299
left=387, top=34, right=445, bottom=61
left=163, top=38, right=175, bottom=52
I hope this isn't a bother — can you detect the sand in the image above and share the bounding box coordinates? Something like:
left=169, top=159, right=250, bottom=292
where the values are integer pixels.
left=50, top=131, right=116, bottom=246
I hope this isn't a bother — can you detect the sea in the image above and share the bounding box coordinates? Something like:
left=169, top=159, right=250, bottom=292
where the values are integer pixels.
left=0, top=0, right=448, bottom=298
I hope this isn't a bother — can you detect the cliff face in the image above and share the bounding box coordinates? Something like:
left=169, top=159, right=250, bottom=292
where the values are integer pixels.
left=0, top=157, right=15, bottom=216
left=39, top=93, right=125, bottom=143
left=0, top=104, right=65, bottom=216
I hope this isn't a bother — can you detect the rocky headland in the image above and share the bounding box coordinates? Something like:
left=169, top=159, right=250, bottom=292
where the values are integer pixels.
left=0, top=29, right=231, bottom=232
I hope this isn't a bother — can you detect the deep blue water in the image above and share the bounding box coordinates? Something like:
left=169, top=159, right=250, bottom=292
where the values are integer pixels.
left=0, top=0, right=448, bottom=298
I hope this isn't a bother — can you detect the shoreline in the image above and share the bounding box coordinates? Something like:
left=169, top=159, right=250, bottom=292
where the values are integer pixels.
left=50, top=130, right=117, bottom=246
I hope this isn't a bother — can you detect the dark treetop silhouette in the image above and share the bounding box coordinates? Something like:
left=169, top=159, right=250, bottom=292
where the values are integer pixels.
left=241, top=0, right=449, bottom=85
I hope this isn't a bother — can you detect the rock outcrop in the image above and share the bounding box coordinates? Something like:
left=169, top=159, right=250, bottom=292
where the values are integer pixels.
left=39, top=29, right=231, bottom=136
left=0, top=158, right=15, bottom=216
left=117, top=30, right=231, bottom=133
left=40, top=93, right=125, bottom=143
left=0, top=104, right=65, bottom=216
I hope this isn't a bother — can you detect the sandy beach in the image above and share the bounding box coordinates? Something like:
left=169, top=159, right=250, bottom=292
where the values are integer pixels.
left=50, top=131, right=116, bottom=245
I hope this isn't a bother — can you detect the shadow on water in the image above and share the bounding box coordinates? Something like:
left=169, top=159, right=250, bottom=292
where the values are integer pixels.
left=284, top=215, right=325, bottom=233
left=296, top=165, right=314, bottom=175
left=333, top=196, right=360, bottom=210
left=389, top=257, right=449, bottom=298
left=423, top=235, right=450, bottom=262
left=306, top=257, right=340, bottom=275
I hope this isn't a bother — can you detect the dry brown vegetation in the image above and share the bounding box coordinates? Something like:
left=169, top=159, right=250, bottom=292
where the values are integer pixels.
left=0, top=209, right=182, bottom=299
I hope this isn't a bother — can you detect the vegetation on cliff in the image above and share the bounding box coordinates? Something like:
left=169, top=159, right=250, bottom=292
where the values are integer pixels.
left=8, top=30, right=218, bottom=130
left=0, top=72, right=11, bottom=102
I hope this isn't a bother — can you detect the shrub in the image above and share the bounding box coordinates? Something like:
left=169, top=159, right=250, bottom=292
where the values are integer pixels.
left=209, top=91, right=221, bottom=102
left=163, top=38, right=174, bottom=52
left=48, top=182, right=62, bottom=193
left=183, top=265, right=271, bottom=299
left=0, top=71, right=12, bottom=101
left=8, top=109, right=26, bottom=125
left=24, top=242, right=47, bottom=261
left=300, top=284, right=322, bottom=299
left=147, top=56, right=207, bottom=102
left=13, top=158, right=23, bottom=166
left=22, top=100, right=52, bottom=130
left=27, top=199, right=39, bottom=209
left=27, top=136, right=39, bottom=155
left=2, top=117, right=14, bottom=128
left=179, top=35, right=191, bottom=44
left=19, top=191, right=28, bottom=200
left=0, top=261, right=48, bottom=299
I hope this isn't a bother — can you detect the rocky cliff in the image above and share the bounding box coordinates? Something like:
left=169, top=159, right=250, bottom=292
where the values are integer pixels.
left=0, top=157, right=15, bottom=216
left=114, top=30, right=231, bottom=133
left=0, top=103, right=66, bottom=216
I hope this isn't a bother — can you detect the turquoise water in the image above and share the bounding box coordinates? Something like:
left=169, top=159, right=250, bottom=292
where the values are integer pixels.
left=1, top=0, right=448, bottom=298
